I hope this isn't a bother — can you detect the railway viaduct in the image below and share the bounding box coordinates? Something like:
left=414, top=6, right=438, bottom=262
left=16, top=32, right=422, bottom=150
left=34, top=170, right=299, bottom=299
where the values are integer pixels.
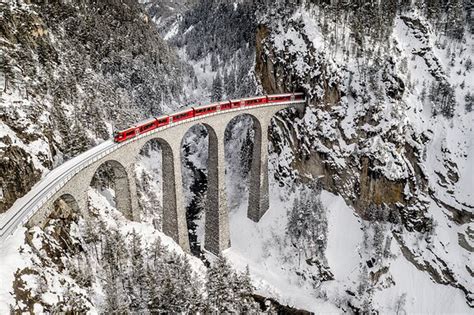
left=7, top=100, right=305, bottom=255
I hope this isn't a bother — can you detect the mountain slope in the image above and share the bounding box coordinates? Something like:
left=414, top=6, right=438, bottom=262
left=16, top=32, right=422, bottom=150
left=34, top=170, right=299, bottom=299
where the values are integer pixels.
left=0, top=0, right=189, bottom=213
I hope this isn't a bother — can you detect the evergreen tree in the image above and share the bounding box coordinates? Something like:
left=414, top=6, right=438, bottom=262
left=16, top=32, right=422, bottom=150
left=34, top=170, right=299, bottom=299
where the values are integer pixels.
left=234, top=265, right=260, bottom=313
left=210, top=53, right=219, bottom=72
left=206, top=256, right=238, bottom=313
left=68, top=122, right=90, bottom=158
left=429, top=81, right=456, bottom=118
left=101, top=227, right=129, bottom=294
left=127, top=230, right=147, bottom=312
left=224, top=68, right=236, bottom=98
left=240, top=128, right=254, bottom=176
left=287, top=181, right=327, bottom=260
left=465, top=57, right=473, bottom=72
left=211, top=71, right=224, bottom=101
left=148, top=251, right=203, bottom=313
left=103, top=267, right=129, bottom=313
left=146, top=264, right=160, bottom=313
left=149, top=237, right=166, bottom=265
left=445, top=0, right=465, bottom=40
left=465, top=92, right=474, bottom=112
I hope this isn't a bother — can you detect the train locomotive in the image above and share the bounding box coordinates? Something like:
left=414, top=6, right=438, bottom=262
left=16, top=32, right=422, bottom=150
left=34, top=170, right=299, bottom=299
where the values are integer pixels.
left=113, top=93, right=304, bottom=143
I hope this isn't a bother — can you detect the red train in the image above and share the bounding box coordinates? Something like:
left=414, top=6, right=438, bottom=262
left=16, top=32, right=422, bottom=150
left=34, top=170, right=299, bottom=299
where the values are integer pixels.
left=113, top=93, right=305, bottom=143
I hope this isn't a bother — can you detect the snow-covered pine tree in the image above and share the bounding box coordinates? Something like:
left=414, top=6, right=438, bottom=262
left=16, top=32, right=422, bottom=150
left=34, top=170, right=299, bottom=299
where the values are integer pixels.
left=429, top=81, right=456, bottom=118
left=103, top=266, right=129, bottom=313
left=465, top=57, right=473, bottom=72
left=206, top=256, right=238, bottom=313
left=148, top=250, right=203, bottom=313
left=127, top=229, right=148, bottom=312
left=101, top=226, right=129, bottom=297
left=287, top=180, right=328, bottom=260
left=211, top=53, right=219, bottom=72
left=233, top=265, right=260, bottom=313
left=82, top=220, right=100, bottom=260
left=211, top=71, right=224, bottom=101
left=465, top=92, right=473, bottom=112
left=224, top=67, right=236, bottom=98
left=149, top=237, right=166, bottom=266
left=68, top=122, right=90, bottom=159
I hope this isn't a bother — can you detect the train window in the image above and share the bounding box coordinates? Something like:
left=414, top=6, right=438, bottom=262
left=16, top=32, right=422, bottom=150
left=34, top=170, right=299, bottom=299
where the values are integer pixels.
left=142, top=123, right=153, bottom=130
left=174, top=112, right=190, bottom=119
left=158, top=119, right=167, bottom=124
left=126, top=131, right=134, bottom=136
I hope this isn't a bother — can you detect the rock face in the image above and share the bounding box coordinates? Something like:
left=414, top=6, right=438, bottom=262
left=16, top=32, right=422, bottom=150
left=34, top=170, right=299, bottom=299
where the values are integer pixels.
left=0, top=143, right=42, bottom=213
left=255, top=17, right=429, bottom=230
left=0, top=0, right=189, bottom=213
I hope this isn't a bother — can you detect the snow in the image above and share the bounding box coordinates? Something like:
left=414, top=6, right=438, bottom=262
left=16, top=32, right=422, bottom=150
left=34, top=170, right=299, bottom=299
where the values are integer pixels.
left=372, top=243, right=470, bottom=314
left=0, top=227, right=29, bottom=313
left=392, top=10, right=474, bottom=210
left=87, top=189, right=207, bottom=278
left=223, top=173, right=472, bottom=313
left=225, top=188, right=340, bottom=313
left=163, top=20, right=179, bottom=40
left=323, top=191, right=363, bottom=281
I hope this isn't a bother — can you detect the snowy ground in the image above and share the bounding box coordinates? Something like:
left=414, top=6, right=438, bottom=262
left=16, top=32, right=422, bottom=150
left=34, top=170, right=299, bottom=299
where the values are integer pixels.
left=0, top=226, right=29, bottom=314
left=223, top=179, right=472, bottom=314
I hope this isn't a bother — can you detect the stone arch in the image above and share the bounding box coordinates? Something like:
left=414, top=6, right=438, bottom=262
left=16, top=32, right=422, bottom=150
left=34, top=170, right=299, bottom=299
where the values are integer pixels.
left=180, top=123, right=228, bottom=255
left=136, top=137, right=178, bottom=241
left=89, top=159, right=132, bottom=219
left=52, top=193, right=80, bottom=219
left=224, top=113, right=267, bottom=222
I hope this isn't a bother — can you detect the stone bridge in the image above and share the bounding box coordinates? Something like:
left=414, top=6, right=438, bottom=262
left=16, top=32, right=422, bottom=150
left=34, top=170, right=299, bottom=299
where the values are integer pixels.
left=23, top=101, right=305, bottom=254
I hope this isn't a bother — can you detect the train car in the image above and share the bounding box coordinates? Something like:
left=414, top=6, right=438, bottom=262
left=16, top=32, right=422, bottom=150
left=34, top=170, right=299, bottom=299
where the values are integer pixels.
left=242, top=95, right=267, bottom=106
left=136, top=115, right=171, bottom=134
left=171, top=108, right=195, bottom=123
left=219, top=100, right=232, bottom=111
left=155, top=115, right=170, bottom=127
left=194, top=104, right=218, bottom=117
left=267, top=93, right=293, bottom=103
left=229, top=99, right=243, bottom=109
left=137, top=118, right=159, bottom=134
left=266, top=92, right=305, bottom=103
left=114, top=127, right=138, bottom=143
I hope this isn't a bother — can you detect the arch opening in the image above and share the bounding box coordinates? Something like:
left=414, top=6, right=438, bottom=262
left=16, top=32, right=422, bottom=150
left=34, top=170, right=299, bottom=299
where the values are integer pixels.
left=224, top=114, right=261, bottom=214
left=180, top=124, right=212, bottom=257
left=52, top=193, right=80, bottom=220
left=89, top=160, right=132, bottom=219
left=135, top=138, right=176, bottom=238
